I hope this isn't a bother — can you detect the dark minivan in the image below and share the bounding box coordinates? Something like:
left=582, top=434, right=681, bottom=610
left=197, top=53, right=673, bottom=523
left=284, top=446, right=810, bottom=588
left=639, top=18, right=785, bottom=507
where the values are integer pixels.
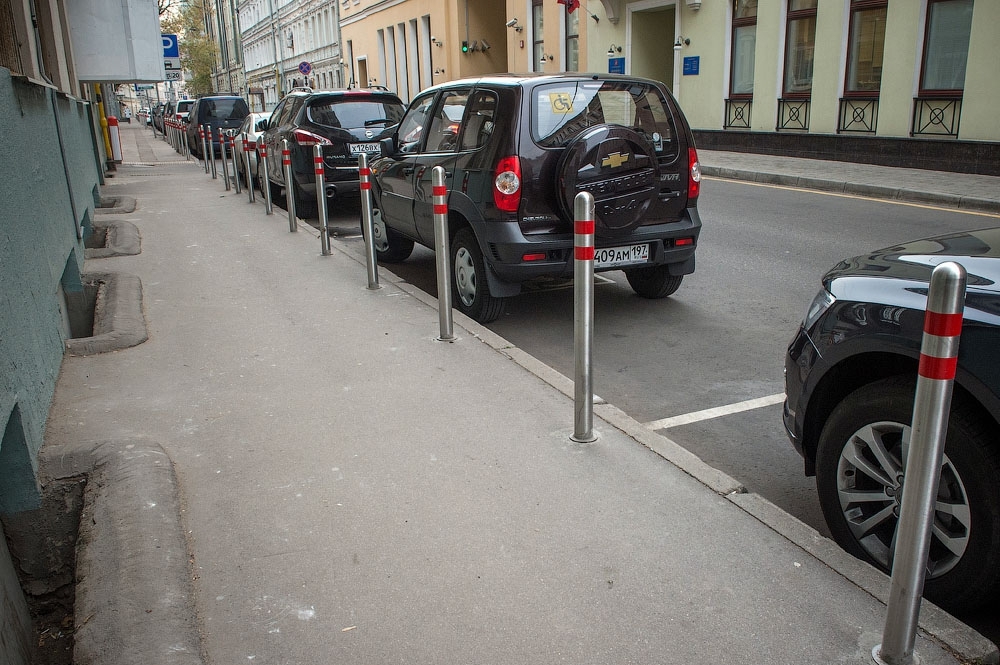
left=186, top=95, right=251, bottom=157
left=368, top=73, right=702, bottom=323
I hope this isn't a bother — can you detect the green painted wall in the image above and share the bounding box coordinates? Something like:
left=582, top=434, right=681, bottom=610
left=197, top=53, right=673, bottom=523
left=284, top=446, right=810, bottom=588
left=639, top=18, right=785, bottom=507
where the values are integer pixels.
left=0, top=69, right=98, bottom=515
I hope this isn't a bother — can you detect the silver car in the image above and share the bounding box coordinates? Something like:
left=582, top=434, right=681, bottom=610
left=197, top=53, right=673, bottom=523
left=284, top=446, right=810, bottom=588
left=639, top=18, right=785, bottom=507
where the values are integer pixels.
left=233, top=111, right=272, bottom=190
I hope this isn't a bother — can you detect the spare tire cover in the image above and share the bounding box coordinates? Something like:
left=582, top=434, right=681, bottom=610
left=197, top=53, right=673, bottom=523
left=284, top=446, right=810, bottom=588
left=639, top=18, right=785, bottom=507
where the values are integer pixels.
left=556, top=124, right=660, bottom=237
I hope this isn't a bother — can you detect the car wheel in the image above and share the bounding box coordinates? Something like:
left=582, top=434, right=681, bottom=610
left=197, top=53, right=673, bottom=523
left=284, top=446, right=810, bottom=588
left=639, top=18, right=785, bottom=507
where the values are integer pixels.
left=365, top=207, right=414, bottom=263
left=624, top=266, right=683, bottom=299
left=268, top=177, right=283, bottom=204
left=556, top=124, right=660, bottom=239
left=452, top=228, right=505, bottom=323
left=815, top=376, right=1000, bottom=611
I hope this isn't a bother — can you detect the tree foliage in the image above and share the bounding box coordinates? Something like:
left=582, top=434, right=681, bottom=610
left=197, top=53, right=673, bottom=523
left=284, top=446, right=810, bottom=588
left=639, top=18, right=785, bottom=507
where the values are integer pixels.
left=161, top=0, right=218, bottom=96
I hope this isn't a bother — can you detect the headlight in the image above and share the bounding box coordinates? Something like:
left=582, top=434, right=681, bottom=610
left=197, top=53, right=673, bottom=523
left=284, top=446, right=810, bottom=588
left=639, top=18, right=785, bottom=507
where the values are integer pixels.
left=802, top=289, right=835, bottom=331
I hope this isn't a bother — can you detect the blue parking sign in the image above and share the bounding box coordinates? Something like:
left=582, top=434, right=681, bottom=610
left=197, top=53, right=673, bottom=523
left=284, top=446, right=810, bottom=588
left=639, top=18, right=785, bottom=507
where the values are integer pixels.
left=162, top=34, right=179, bottom=58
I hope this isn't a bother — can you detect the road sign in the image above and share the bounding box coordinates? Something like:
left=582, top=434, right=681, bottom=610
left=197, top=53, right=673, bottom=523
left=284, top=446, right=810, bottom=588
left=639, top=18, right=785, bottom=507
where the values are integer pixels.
left=298, top=61, right=312, bottom=75
left=165, top=57, right=181, bottom=71
left=162, top=34, right=179, bottom=58
left=165, top=71, right=182, bottom=81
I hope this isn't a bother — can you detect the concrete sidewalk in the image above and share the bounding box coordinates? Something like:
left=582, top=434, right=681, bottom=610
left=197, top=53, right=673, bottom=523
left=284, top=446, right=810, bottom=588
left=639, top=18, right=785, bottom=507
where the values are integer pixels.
left=45, top=122, right=997, bottom=665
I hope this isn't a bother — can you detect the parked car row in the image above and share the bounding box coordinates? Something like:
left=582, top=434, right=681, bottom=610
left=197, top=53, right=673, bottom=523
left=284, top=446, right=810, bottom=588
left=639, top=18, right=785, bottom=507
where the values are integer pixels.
left=179, top=84, right=1000, bottom=614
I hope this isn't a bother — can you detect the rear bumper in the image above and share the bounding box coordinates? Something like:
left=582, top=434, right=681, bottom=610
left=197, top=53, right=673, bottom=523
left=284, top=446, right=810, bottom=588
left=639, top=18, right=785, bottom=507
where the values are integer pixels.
left=476, top=209, right=702, bottom=283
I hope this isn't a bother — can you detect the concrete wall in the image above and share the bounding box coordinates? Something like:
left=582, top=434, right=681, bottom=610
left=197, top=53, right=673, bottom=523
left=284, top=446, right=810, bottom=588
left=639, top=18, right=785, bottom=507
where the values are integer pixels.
left=1, top=67, right=100, bottom=665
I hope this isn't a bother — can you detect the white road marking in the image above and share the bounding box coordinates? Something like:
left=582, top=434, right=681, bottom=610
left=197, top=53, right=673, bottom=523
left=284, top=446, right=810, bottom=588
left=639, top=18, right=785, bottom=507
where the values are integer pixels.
left=643, top=393, right=786, bottom=431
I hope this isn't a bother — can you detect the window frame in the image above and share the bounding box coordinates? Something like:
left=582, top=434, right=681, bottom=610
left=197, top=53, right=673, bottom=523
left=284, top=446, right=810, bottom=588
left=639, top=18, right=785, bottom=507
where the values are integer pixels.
left=564, top=5, right=580, bottom=72
left=781, top=0, right=818, bottom=99
left=729, top=0, right=758, bottom=100
left=844, top=0, right=888, bottom=98
left=918, top=0, right=973, bottom=97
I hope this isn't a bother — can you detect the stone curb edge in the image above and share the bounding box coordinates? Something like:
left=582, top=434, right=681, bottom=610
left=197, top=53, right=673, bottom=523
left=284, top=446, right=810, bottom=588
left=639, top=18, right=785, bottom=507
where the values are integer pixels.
left=702, top=166, right=1000, bottom=214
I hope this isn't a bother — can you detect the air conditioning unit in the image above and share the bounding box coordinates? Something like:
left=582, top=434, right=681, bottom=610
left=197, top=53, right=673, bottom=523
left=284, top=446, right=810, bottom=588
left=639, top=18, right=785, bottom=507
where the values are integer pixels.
left=686, top=0, right=702, bottom=9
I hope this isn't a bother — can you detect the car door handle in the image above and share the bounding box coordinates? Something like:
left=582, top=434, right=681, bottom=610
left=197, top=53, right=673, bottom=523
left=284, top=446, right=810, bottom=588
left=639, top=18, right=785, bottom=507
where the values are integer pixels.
left=660, top=191, right=681, bottom=199
left=402, top=167, right=415, bottom=176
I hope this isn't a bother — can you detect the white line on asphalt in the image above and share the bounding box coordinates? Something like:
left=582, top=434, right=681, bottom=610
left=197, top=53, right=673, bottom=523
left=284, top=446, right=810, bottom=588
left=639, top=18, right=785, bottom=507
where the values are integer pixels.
left=643, top=393, right=786, bottom=431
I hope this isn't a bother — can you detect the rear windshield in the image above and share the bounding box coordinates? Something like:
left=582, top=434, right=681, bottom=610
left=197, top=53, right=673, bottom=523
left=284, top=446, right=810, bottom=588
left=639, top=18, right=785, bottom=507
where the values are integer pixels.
left=201, top=98, right=249, bottom=122
left=532, top=80, right=678, bottom=154
left=176, top=100, right=195, bottom=111
left=307, top=98, right=405, bottom=130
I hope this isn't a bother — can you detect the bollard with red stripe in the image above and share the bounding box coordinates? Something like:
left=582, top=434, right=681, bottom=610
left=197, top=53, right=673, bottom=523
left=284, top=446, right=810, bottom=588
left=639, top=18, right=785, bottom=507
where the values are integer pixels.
left=219, top=129, right=231, bottom=191
left=245, top=137, right=256, bottom=203
left=431, top=166, right=453, bottom=340
left=282, top=139, right=296, bottom=231
left=359, top=153, right=379, bottom=290
left=314, top=144, right=331, bottom=255
left=259, top=142, right=272, bottom=214
left=230, top=134, right=242, bottom=194
left=876, top=260, right=967, bottom=665
left=572, top=191, right=597, bottom=442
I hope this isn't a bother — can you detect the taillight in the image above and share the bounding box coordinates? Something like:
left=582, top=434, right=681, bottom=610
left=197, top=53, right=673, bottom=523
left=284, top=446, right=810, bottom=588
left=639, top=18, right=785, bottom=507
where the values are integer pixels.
left=292, top=129, right=332, bottom=146
left=688, top=147, right=701, bottom=202
left=493, top=156, right=521, bottom=213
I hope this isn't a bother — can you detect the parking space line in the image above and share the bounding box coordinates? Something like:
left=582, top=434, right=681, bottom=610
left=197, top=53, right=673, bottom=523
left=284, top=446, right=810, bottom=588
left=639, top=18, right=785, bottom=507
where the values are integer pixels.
left=643, top=393, right=786, bottom=431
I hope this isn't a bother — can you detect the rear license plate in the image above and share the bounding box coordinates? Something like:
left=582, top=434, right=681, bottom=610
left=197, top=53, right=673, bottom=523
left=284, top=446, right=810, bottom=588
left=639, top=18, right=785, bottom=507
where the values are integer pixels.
left=594, top=243, right=650, bottom=268
left=349, top=143, right=381, bottom=155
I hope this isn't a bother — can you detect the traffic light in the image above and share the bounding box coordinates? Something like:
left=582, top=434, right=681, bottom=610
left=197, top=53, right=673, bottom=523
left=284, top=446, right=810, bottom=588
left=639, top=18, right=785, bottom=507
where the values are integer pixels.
left=461, top=40, right=469, bottom=53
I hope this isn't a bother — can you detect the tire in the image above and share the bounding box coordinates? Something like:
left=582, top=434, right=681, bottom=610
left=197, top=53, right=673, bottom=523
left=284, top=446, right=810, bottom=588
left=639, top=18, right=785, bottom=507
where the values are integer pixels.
left=268, top=178, right=283, bottom=204
left=815, top=376, right=1000, bottom=611
left=452, top=228, right=505, bottom=323
left=363, top=207, right=414, bottom=263
left=556, top=124, right=659, bottom=238
left=624, top=266, right=683, bottom=299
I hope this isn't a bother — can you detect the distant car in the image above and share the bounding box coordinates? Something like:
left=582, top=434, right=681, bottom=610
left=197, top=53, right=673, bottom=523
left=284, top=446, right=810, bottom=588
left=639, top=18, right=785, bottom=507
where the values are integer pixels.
left=233, top=111, right=273, bottom=190
left=369, top=73, right=702, bottom=323
left=152, top=103, right=166, bottom=132
left=259, top=87, right=405, bottom=217
left=174, top=98, right=195, bottom=123
left=185, top=95, right=251, bottom=157
left=784, top=226, right=1000, bottom=612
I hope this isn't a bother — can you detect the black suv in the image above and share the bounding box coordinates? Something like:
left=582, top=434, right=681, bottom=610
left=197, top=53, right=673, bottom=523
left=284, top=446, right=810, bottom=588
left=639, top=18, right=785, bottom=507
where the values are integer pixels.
left=784, top=227, right=1000, bottom=611
left=368, top=73, right=702, bottom=323
left=185, top=95, right=251, bottom=158
left=260, top=88, right=406, bottom=216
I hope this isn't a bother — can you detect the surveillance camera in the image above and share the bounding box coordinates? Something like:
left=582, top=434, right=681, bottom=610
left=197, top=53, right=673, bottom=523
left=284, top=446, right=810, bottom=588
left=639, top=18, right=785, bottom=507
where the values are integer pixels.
left=505, top=18, right=518, bottom=27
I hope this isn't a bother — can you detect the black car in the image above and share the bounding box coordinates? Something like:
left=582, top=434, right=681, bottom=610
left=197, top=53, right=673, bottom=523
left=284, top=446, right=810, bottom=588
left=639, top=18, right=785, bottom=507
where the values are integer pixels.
left=185, top=95, right=251, bottom=158
left=784, top=227, right=1000, bottom=611
left=259, top=88, right=405, bottom=217
left=368, top=73, right=702, bottom=323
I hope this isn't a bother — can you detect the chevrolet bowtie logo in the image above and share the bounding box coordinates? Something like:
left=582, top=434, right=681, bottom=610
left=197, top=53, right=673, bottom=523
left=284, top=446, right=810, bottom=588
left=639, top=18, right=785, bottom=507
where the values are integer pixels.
left=601, top=152, right=630, bottom=168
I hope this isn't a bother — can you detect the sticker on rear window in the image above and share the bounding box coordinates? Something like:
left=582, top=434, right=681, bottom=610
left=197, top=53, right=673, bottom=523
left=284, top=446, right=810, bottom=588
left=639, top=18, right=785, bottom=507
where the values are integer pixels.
left=548, top=93, right=574, bottom=114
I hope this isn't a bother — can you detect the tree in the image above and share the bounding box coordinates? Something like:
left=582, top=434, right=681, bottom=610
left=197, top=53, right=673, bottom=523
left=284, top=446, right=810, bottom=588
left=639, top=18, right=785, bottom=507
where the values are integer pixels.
left=161, top=0, right=218, bottom=96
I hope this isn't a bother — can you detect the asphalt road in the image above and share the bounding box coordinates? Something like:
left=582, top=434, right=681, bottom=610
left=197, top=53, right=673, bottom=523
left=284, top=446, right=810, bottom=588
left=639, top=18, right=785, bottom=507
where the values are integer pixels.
left=299, top=177, right=1000, bottom=644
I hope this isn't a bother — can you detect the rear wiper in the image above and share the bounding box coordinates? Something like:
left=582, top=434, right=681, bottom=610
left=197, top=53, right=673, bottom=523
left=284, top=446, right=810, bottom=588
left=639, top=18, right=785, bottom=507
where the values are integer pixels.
left=364, top=118, right=391, bottom=126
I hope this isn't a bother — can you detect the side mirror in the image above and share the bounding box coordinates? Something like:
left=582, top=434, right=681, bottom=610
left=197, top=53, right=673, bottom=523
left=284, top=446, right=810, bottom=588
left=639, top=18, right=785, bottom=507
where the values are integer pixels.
left=378, top=136, right=397, bottom=156
left=256, top=119, right=269, bottom=132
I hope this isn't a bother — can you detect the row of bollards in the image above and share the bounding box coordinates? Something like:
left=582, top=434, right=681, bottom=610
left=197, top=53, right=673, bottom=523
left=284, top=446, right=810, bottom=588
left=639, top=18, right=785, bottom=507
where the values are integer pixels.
left=185, top=130, right=966, bottom=664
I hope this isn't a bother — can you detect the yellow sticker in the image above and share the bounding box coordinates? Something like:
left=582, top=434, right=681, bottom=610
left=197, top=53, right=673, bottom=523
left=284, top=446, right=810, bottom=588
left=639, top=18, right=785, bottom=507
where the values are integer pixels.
left=549, top=93, right=574, bottom=114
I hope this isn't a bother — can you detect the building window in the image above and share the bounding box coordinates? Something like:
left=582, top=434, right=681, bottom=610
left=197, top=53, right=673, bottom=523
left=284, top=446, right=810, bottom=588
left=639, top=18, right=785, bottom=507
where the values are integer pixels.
left=845, top=0, right=887, bottom=95
left=565, top=6, right=579, bottom=72
left=783, top=0, right=817, bottom=97
left=730, top=0, right=757, bottom=97
left=533, top=0, right=544, bottom=71
left=920, top=0, right=973, bottom=94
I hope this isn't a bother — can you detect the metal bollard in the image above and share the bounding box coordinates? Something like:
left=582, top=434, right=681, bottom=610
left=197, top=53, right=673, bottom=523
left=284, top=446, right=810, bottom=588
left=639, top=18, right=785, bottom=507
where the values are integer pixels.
left=220, top=130, right=231, bottom=191
left=245, top=136, right=256, bottom=203
left=208, top=125, right=217, bottom=179
left=572, top=191, right=597, bottom=443
left=359, top=153, right=380, bottom=290
left=431, top=166, right=455, bottom=340
left=283, top=139, right=296, bottom=231
left=181, top=124, right=189, bottom=159
left=874, top=261, right=967, bottom=665
left=314, top=144, right=331, bottom=256
left=231, top=135, right=242, bottom=194
left=260, top=143, right=272, bottom=214
left=200, top=126, right=209, bottom=173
